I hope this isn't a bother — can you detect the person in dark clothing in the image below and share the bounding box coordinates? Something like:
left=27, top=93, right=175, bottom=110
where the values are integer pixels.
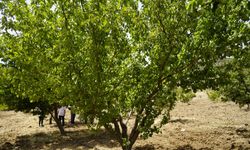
left=69, top=106, right=76, bottom=125
left=39, top=111, right=45, bottom=127
left=71, top=113, right=76, bottom=125
left=49, top=114, right=53, bottom=124
left=35, top=107, right=45, bottom=127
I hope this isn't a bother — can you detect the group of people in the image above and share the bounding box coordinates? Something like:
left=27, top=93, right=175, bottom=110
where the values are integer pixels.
left=36, top=105, right=76, bottom=127
left=57, top=106, right=76, bottom=126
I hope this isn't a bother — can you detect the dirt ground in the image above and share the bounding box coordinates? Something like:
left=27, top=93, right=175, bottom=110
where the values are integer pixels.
left=0, top=92, right=250, bottom=150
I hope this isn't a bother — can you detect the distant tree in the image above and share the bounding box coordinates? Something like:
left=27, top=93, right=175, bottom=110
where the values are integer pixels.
left=0, top=0, right=249, bottom=149
left=0, top=80, right=65, bottom=134
left=204, top=0, right=250, bottom=110
left=224, top=68, right=250, bottom=109
left=215, top=57, right=250, bottom=110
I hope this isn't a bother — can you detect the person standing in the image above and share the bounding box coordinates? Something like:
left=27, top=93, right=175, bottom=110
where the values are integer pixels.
left=58, top=106, right=66, bottom=126
left=35, top=107, right=45, bottom=127
left=69, top=106, right=76, bottom=125
left=39, top=110, right=45, bottom=127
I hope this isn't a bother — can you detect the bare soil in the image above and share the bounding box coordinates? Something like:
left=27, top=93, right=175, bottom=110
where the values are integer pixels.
left=0, top=92, right=250, bottom=150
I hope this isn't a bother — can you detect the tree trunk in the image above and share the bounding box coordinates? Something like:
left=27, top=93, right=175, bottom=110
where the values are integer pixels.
left=124, top=125, right=140, bottom=150
left=50, top=108, right=65, bottom=135
left=104, top=120, right=140, bottom=150
left=111, top=117, right=140, bottom=150
left=120, top=129, right=139, bottom=150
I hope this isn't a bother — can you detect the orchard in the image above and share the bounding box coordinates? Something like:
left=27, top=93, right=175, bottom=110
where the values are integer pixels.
left=0, top=0, right=249, bottom=150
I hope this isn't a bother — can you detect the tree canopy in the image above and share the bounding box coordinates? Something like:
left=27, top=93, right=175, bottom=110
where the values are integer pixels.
left=0, top=0, right=249, bottom=149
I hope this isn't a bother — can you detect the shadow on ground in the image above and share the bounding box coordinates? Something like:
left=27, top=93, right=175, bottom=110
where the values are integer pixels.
left=169, top=118, right=191, bottom=124
left=0, top=128, right=119, bottom=150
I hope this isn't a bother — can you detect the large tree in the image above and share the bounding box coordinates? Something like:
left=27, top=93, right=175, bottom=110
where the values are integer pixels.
left=0, top=0, right=249, bottom=149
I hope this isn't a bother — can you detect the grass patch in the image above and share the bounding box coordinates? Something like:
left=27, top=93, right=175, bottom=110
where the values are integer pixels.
left=206, top=89, right=222, bottom=102
left=0, top=104, right=9, bottom=110
left=176, top=87, right=196, bottom=103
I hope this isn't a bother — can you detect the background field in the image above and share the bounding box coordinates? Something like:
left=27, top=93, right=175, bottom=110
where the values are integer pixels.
left=0, top=92, right=250, bottom=150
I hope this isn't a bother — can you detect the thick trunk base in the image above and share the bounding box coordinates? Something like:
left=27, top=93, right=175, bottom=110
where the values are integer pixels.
left=50, top=110, right=65, bottom=135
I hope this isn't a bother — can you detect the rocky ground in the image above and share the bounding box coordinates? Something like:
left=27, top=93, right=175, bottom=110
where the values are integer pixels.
left=0, top=92, right=250, bottom=150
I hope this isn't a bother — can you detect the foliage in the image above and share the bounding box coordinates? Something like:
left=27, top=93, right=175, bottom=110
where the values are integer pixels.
left=204, top=0, right=250, bottom=108
left=0, top=82, right=52, bottom=114
left=218, top=66, right=250, bottom=109
left=206, top=89, right=222, bottom=102
left=0, top=0, right=249, bottom=149
left=176, top=87, right=195, bottom=103
left=0, top=104, right=8, bottom=111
